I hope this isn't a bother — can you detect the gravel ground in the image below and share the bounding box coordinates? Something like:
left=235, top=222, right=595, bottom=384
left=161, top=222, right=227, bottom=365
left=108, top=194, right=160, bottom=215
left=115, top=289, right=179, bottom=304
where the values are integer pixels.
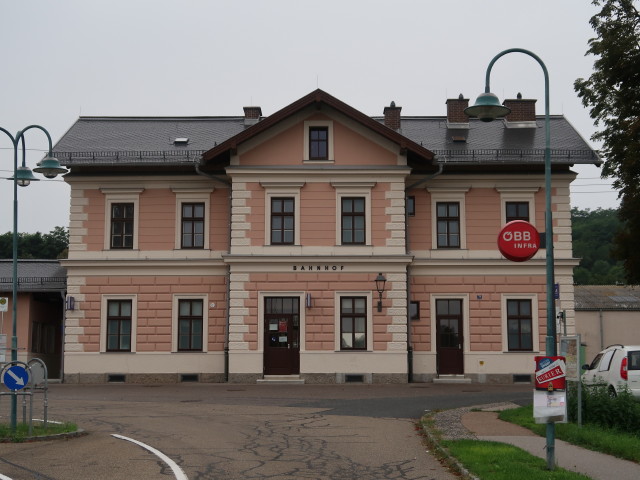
left=431, top=402, right=521, bottom=440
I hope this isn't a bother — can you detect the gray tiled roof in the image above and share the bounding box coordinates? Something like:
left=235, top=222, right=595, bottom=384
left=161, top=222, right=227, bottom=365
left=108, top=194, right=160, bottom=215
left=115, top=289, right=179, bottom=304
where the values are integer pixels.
left=52, top=112, right=598, bottom=167
left=574, top=285, right=640, bottom=311
left=53, top=117, right=246, bottom=166
left=0, top=260, right=66, bottom=292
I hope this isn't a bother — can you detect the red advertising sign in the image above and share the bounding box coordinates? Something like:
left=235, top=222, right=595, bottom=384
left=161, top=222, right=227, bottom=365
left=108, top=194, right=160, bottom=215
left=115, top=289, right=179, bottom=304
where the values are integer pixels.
left=535, top=356, right=566, bottom=391
left=498, top=220, right=540, bottom=262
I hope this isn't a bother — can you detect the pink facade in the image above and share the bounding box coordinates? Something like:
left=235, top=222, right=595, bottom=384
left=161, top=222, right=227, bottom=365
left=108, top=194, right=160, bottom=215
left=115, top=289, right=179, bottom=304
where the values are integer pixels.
left=57, top=90, right=594, bottom=384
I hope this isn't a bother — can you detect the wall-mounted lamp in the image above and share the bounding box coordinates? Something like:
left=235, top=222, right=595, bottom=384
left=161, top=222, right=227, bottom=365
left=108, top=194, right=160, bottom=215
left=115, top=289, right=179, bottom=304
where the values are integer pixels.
left=374, top=273, right=387, bottom=312
left=305, top=293, right=312, bottom=309
left=65, top=296, right=75, bottom=311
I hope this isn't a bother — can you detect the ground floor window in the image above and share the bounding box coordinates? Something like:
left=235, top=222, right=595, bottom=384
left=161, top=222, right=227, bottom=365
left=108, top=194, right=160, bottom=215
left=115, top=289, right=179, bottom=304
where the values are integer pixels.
left=507, top=299, right=533, bottom=351
left=106, top=300, right=132, bottom=352
left=178, top=299, right=204, bottom=351
left=340, top=297, right=367, bottom=350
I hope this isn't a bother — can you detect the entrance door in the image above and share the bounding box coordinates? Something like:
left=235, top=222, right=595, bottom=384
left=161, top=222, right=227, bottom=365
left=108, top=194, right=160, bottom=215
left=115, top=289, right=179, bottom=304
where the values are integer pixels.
left=436, top=299, right=464, bottom=375
left=264, top=297, right=300, bottom=375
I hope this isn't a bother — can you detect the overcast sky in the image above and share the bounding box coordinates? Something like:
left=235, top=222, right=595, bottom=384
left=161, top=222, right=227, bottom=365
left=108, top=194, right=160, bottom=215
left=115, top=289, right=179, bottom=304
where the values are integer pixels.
left=0, top=0, right=618, bottom=233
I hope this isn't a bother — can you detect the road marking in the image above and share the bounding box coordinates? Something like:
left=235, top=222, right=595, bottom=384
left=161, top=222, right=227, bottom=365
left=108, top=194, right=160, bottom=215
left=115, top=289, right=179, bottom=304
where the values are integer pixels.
left=111, top=434, right=188, bottom=480
left=0, top=474, right=13, bottom=480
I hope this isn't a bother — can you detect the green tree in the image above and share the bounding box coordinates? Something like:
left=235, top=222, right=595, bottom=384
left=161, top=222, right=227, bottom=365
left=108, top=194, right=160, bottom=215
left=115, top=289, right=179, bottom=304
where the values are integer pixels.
left=574, top=0, right=640, bottom=283
left=0, top=227, right=69, bottom=260
left=572, top=207, right=625, bottom=284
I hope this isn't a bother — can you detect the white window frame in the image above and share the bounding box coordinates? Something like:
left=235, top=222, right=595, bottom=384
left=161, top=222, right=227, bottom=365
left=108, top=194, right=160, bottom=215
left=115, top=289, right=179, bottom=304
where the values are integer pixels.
left=332, top=182, right=375, bottom=246
left=172, top=294, right=209, bottom=353
left=100, top=294, right=138, bottom=353
left=303, top=120, right=334, bottom=162
left=428, top=188, right=469, bottom=250
left=501, top=293, right=540, bottom=353
left=173, top=188, right=213, bottom=250
left=497, top=187, right=538, bottom=227
left=101, top=188, right=144, bottom=250
left=261, top=182, right=304, bottom=246
left=335, top=291, right=374, bottom=351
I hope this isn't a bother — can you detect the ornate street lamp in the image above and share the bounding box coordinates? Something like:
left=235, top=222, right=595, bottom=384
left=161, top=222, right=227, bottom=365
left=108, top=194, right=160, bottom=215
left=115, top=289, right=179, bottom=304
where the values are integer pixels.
left=0, top=125, right=67, bottom=431
left=465, top=48, right=557, bottom=469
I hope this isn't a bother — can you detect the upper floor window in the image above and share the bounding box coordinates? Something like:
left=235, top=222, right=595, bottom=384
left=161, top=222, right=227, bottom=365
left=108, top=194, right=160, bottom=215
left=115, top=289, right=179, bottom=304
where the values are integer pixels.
left=340, top=296, right=367, bottom=350
left=506, top=201, right=530, bottom=223
left=341, top=197, right=366, bottom=245
left=110, top=203, right=134, bottom=249
left=507, top=299, right=533, bottom=351
left=178, top=299, right=203, bottom=351
left=106, top=299, right=132, bottom=352
left=271, top=197, right=295, bottom=245
left=436, top=202, right=460, bottom=248
left=181, top=203, right=205, bottom=249
left=309, top=126, right=329, bottom=160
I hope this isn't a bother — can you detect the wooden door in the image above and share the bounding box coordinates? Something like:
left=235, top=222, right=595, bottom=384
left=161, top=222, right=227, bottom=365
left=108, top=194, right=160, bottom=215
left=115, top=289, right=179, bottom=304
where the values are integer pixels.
left=264, top=297, right=300, bottom=375
left=436, top=299, right=464, bottom=375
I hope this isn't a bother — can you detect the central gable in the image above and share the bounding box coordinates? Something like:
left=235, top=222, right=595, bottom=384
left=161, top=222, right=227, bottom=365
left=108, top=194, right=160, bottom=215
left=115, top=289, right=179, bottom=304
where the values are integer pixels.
left=201, top=89, right=435, bottom=168
left=236, top=106, right=405, bottom=168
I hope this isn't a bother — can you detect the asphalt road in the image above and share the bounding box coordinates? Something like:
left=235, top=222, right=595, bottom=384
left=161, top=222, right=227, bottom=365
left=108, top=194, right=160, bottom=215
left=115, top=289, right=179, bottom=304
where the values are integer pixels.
left=0, top=383, right=532, bottom=480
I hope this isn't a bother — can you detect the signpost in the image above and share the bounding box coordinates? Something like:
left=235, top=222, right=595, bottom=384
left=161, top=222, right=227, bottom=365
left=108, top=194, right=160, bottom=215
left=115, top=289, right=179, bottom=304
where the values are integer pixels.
left=497, top=220, right=540, bottom=262
left=3, top=364, right=29, bottom=391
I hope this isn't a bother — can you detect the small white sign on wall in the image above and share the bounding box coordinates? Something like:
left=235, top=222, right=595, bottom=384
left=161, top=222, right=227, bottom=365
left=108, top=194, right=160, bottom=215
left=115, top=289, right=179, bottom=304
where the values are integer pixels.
left=0, top=297, right=8, bottom=312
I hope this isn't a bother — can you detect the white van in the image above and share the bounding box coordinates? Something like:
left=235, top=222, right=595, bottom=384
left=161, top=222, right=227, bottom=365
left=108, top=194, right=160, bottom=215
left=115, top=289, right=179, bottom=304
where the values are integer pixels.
left=582, top=344, right=640, bottom=398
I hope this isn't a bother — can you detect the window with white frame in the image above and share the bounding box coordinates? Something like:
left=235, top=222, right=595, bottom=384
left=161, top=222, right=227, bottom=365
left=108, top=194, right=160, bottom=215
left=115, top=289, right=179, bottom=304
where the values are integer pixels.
left=261, top=182, right=303, bottom=246
left=497, top=187, right=538, bottom=227
left=100, top=295, right=137, bottom=353
left=102, top=188, right=143, bottom=250
left=173, top=188, right=212, bottom=250
left=332, top=182, right=374, bottom=246
left=172, top=295, right=209, bottom=353
left=502, top=294, right=539, bottom=352
left=304, top=120, right=334, bottom=162
left=428, top=187, right=468, bottom=250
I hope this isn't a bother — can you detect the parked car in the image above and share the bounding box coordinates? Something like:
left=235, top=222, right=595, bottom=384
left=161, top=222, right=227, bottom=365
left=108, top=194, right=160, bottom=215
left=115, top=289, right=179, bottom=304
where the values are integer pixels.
left=582, top=344, right=640, bottom=398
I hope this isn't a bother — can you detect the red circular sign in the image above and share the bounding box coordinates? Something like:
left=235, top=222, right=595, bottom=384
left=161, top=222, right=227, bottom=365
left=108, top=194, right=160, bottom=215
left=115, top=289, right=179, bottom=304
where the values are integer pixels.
left=498, top=220, right=540, bottom=262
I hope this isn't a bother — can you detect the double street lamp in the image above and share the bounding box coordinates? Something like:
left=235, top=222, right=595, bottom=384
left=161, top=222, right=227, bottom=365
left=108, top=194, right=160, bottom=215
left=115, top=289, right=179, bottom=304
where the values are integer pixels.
left=0, top=124, right=67, bottom=431
left=465, top=48, right=557, bottom=469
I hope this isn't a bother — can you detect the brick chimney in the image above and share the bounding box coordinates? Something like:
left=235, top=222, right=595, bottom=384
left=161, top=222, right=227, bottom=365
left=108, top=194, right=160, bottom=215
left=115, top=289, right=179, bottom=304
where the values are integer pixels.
left=502, top=93, right=537, bottom=122
left=243, top=106, right=262, bottom=126
left=383, top=101, right=402, bottom=130
left=446, top=94, right=469, bottom=124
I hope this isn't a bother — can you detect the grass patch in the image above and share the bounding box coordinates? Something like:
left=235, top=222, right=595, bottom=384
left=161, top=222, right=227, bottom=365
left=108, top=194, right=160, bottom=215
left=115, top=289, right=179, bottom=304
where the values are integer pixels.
left=443, top=439, right=591, bottom=480
left=0, top=421, right=78, bottom=443
left=499, top=405, right=640, bottom=463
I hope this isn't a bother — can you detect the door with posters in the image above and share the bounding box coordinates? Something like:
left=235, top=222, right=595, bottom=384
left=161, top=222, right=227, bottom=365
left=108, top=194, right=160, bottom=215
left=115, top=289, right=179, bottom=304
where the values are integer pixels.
left=264, top=297, right=300, bottom=375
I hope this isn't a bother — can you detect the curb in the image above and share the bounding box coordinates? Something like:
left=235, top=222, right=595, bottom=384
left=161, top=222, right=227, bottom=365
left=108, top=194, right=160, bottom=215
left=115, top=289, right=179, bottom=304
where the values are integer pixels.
left=1, top=428, right=86, bottom=443
left=421, top=413, right=480, bottom=480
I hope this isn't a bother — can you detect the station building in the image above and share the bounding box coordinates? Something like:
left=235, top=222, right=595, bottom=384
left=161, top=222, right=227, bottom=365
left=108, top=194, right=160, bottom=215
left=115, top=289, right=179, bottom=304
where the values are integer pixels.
left=52, top=89, right=599, bottom=384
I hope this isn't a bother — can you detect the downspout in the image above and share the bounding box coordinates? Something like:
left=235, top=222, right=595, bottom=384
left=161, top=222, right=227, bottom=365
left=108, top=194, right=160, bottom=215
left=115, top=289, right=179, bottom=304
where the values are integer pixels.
left=195, top=163, right=232, bottom=382
left=404, top=161, right=444, bottom=382
left=60, top=290, right=66, bottom=383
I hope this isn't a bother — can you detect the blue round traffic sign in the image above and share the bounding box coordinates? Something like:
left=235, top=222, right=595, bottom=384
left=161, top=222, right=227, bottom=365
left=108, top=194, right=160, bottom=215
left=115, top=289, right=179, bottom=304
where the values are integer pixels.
left=2, top=365, right=29, bottom=391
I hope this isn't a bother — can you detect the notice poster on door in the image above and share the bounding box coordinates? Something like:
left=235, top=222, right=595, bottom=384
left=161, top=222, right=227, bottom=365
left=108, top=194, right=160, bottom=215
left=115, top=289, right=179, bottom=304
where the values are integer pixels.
left=278, top=320, right=288, bottom=333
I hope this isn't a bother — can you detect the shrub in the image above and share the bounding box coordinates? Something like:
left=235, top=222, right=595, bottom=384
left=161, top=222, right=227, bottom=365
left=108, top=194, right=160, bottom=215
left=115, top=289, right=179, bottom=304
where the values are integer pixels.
left=568, top=382, right=640, bottom=436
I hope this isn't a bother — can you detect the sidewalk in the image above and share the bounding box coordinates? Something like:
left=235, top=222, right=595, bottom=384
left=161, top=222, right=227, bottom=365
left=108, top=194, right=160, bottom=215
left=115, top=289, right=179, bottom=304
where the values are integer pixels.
left=434, top=403, right=640, bottom=480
